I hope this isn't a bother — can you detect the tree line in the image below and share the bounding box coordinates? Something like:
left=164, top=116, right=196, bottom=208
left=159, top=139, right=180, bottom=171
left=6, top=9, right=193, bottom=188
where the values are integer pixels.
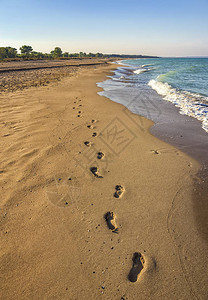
left=0, top=45, right=108, bottom=61
left=0, top=45, right=159, bottom=61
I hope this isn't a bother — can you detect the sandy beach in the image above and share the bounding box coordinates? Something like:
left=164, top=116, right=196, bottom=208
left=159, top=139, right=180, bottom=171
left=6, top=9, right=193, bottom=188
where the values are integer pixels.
left=0, top=61, right=208, bottom=299
left=0, top=58, right=116, bottom=93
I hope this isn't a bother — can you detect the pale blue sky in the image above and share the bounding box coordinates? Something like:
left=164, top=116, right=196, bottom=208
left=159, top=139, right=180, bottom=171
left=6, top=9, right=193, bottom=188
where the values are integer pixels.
left=0, top=0, right=208, bottom=56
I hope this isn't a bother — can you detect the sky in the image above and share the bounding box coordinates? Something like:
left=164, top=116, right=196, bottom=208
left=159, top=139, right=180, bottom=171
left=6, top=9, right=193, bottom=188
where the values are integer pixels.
left=0, top=0, right=208, bottom=57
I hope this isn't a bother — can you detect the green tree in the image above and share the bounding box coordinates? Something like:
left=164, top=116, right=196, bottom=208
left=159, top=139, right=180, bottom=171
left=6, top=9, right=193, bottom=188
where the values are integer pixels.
left=5, top=47, right=17, bottom=58
left=88, top=52, right=95, bottom=57
left=0, top=47, right=6, bottom=60
left=19, top=45, right=33, bottom=57
left=51, top=47, right=62, bottom=58
left=79, top=52, right=87, bottom=58
left=95, top=52, right=103, bottom=58
left=63, top=52, right=69, bottom=58
left=31, top=51, right=45, bottom=59
left=66, top=53, right=79, bottom=58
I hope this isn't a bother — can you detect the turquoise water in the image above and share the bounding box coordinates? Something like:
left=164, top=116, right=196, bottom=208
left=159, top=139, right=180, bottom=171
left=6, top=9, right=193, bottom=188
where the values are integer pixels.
left=119, top=58, right=208, bottom=132
left=122, top=58, right=208, bottom=96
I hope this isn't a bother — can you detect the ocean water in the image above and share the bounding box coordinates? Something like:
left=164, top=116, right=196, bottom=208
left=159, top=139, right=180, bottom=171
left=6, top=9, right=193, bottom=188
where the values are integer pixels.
left=98, top=58, right=208, bottom=133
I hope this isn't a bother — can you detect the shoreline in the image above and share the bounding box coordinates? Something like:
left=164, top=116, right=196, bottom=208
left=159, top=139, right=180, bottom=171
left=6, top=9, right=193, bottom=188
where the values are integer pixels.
left=0, top=62, right=208, bottom=299
left=99, top=61, right=208, bottom=166
left=99, top=61, right=208, bottom=248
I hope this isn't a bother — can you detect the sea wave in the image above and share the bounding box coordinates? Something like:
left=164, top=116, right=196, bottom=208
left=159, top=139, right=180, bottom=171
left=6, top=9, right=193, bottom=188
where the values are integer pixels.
left=148, top=79, right=208, bottom=133
left=116, top=60, right=129, bottom=66
left=134, top=67, right=154, bottom=74
left=141, top=64, right=152, bottom=67
left=157, top=70, right=177, bottom=81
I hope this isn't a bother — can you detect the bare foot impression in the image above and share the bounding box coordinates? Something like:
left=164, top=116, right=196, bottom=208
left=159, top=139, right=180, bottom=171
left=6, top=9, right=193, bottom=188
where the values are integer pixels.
left=104, top=211, right=119, bottom=233
left=97, top=152, right=104, bottom=159
left=151, top=150, right=160, bottom=155
left=114, top=185, right=125, bottom=198
left=92, top=132, right=97, bottom=137
left=84, top=141, right=91, bottom=147
left=90, top=167, right=103, bottom=178
left=128, top=252, right=145, bottom=282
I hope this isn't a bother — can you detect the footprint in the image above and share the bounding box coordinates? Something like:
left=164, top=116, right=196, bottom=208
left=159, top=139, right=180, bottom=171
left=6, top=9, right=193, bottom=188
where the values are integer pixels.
left=90, top=167, right=103, bottom=178
left=104, top=212, right=119, bottom=233
left=87, top=125, right=93, bottom=129
left=97, top=152, right=104, bottom=159
left=92, top=132, right=97, bottom=137
left=91, top=120, right=96, bottom=123
left=151, top=150, right=160, bottom=155
left=128, top=252, right=145, bottom=282
left=84, top=141, right=92, bottom=147
left=114, top=185, right=125, bottom=198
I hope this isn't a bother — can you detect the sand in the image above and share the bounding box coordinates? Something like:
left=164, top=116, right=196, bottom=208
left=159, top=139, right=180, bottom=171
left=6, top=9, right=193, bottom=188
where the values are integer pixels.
left=0, top=62, right=208, bottom=299
left=0, top=58, right=116, bottom=93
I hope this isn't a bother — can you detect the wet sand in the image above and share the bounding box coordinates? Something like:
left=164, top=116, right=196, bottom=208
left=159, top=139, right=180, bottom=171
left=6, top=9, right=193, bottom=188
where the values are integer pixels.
left=0, top=62, right=208, bottom=299
left=99, top=63, right=208, bottom=256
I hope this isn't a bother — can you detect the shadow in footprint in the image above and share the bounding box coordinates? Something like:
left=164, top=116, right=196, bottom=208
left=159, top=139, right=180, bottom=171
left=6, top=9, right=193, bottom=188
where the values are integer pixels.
left=90, top=167, right=103, bottom=178
left=92, top=132, right=97, bottom=137
left=128, top=252, right=145, bottom=282
left=114, top=185, right=125, bottom=198
left=84, top=141, right=91, bottom=147
left=104, top=211, right=119, bottom=233
left=151, top=150, right=160, bottom=155
left=97, top=152, right=104, bottom=159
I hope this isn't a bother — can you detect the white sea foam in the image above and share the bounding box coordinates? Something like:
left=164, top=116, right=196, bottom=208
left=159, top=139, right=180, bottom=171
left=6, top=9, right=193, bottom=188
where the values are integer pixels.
left=116, top=60, right=129, bottom=66
left=134, top=69, right=147, bottom=74
left=148, top=79, right=208, bottom=133
left=141, top=64, right=152, bottom=67
left=134, top=67, right=153, bottom=74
